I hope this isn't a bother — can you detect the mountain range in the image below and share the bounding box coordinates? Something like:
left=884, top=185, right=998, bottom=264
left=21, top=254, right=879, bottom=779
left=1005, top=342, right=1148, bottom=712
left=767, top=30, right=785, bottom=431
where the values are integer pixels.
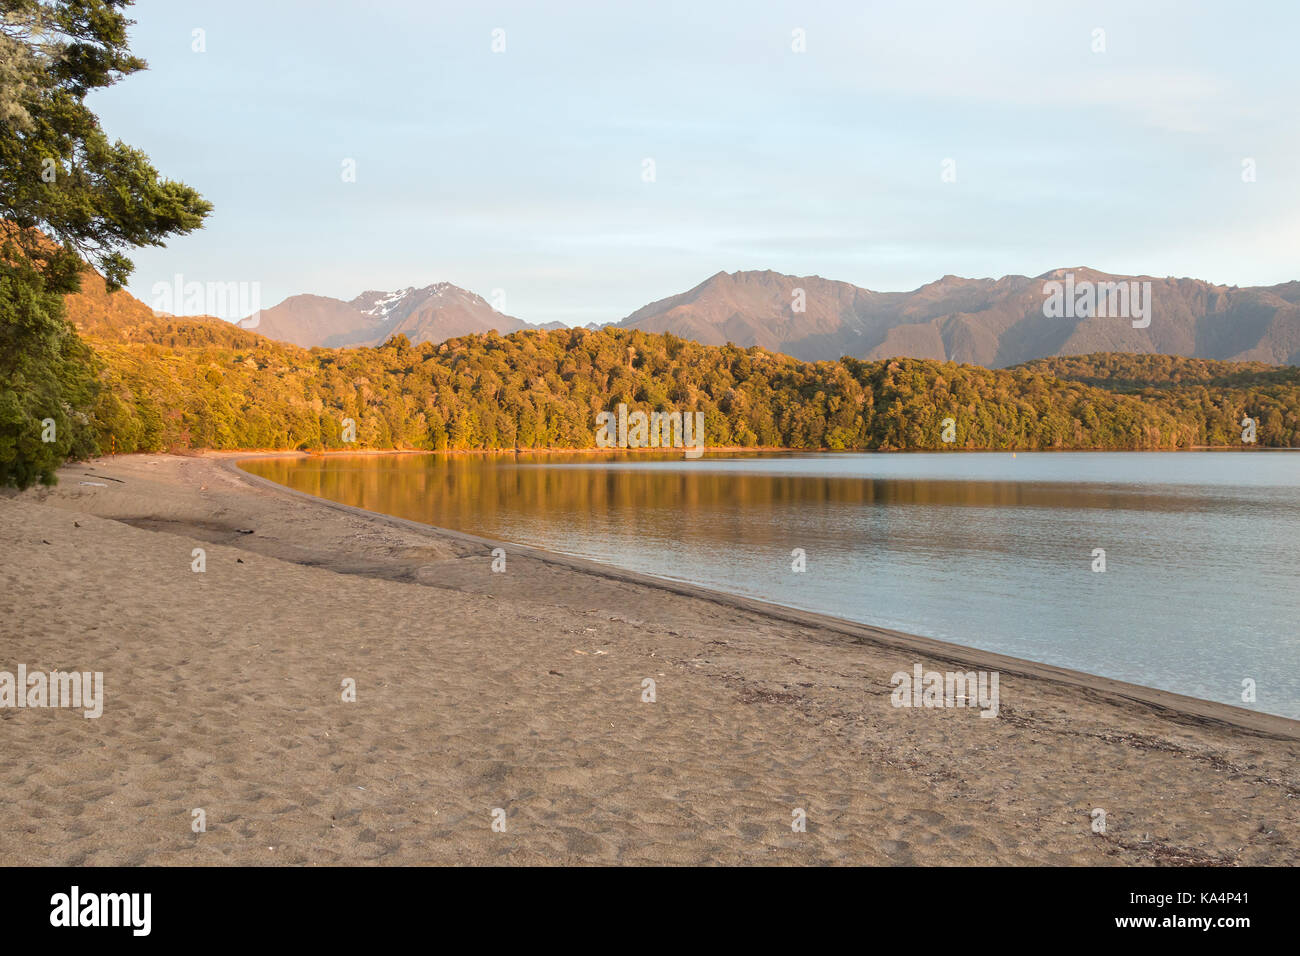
left=616, top=269, right=1300, bottom=367
left=71, top=267, right=1300, bottom=367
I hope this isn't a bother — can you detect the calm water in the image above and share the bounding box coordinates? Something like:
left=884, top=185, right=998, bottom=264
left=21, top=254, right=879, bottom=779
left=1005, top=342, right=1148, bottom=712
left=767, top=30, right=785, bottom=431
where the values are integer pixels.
left=243, top=452, right=1300, bottom=719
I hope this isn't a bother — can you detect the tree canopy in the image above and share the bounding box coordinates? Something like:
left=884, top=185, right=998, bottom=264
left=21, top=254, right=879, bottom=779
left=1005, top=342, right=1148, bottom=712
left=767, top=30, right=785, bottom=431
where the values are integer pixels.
left=1, top=0, right=210, bottom=290
left=81, top=317, right=1300, bottom=454
left=1, top=0, right=210, bottom=487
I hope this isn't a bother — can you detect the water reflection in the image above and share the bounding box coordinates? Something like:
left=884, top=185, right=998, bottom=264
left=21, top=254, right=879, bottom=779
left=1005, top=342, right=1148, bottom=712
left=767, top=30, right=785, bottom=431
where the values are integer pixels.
left=243, top=451, right=1300, bottom=718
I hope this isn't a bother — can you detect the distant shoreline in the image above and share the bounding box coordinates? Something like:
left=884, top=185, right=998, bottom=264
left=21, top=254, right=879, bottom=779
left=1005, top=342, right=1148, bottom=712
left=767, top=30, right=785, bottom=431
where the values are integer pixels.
left=166, top=443, right=1299, bottom=463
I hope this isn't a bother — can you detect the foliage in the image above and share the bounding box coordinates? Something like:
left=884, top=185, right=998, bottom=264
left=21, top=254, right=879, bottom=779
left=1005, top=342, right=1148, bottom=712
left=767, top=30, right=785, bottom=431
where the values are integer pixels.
left=0, top=0, right=210, bottom=487
left=82, top=322, right=1300, bottom=454
left=0, top=248, right=100, bottom=485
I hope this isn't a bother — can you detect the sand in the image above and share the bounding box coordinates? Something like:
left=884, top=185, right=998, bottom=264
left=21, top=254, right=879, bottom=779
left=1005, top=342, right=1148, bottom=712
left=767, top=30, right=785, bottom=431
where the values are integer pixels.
left=1, top=452, right=1296, bottom=865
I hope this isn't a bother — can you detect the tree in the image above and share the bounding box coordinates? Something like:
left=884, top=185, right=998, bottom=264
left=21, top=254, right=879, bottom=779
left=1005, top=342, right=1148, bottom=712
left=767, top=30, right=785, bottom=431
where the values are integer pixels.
left=1, top=0, right=210, bottom=487
left=0, top=252, right=100, bottom=484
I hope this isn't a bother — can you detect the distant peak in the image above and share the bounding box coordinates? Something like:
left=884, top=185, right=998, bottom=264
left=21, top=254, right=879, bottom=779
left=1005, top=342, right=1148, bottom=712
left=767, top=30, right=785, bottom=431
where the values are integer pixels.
left=346, top=282, right=486, bottom=319
left=1035, top=267, right=1106, bottom=281
left=728, top=268, right=788, bottom=279
left=355, top=287, right=416, bottom=318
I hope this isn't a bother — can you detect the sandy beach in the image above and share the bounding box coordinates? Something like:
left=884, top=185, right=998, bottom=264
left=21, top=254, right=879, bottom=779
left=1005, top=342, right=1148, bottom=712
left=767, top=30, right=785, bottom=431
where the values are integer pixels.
left=1, top=452, right=1296, bottom=866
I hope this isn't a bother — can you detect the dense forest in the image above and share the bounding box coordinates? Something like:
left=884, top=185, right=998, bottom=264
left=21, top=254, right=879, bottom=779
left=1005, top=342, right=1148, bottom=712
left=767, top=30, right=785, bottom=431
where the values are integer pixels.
left=77, top=314, right=1300, bottom=455
left=1020, top=353, right=1300, bottom=389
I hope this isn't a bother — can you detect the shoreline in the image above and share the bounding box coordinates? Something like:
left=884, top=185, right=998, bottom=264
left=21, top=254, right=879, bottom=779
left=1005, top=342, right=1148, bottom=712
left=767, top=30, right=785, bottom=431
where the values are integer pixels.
left=165, top=443, right=1298, bottom=458
left=227, top=452, right=1299, bottom=740
left=3, top=451, right=1297, bottom=865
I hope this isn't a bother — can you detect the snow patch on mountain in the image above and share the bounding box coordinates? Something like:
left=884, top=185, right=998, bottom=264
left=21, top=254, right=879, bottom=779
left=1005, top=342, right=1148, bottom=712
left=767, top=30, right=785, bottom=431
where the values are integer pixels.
left=355, top=287, right=415, bottom=319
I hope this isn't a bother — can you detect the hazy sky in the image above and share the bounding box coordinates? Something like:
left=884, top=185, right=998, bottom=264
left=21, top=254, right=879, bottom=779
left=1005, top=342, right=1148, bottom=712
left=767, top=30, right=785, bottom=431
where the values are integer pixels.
left=93, top=0, right=1299, bottom=324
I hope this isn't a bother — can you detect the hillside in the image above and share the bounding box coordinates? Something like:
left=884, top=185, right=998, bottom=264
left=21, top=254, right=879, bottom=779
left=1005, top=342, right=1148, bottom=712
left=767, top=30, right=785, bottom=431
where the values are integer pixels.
left=79, top=315, right=1299, bottom=453
left=1019, top=354, right=1300, bottom=390
left=52, top=274, right=1300, bottom=455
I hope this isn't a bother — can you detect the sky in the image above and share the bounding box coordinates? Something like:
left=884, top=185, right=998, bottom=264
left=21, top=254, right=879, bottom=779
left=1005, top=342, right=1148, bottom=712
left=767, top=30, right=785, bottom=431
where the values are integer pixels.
left=91, top=0, right=1300, bottom=324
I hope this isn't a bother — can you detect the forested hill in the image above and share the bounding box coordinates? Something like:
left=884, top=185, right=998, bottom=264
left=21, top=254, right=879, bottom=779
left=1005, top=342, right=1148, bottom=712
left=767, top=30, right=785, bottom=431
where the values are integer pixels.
left=1018, top=353, right=1300, bottom=390
left=82, top=317, right=1300, bottom=454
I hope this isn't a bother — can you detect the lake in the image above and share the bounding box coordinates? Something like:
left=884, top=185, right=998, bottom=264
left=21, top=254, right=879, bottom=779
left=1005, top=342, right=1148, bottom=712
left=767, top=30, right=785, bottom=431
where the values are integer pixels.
left=242, top=451, right=1300, bottom=719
